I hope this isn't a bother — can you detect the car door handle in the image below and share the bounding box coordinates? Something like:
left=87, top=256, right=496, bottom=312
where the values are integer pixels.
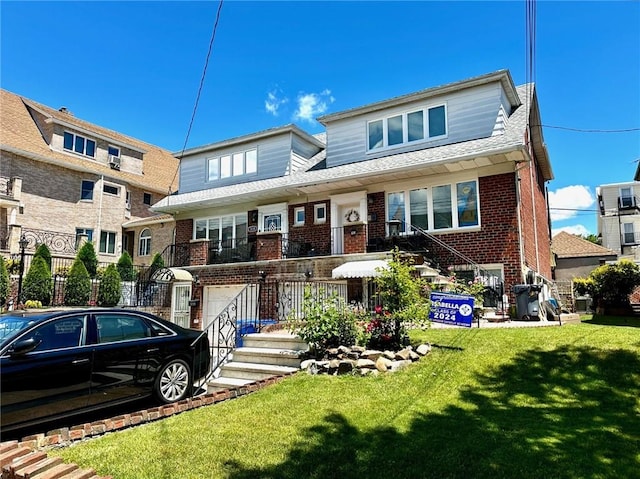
left=146, top=348, right=160, bottom=353
left=72, top=358, right=90, bottom=365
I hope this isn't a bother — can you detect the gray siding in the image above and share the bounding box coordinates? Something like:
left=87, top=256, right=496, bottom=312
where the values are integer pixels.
left=292, top=133, right=322, bottom=158
left=326, top=83, right=505, bottom=168
left=179, top=134, right=294, bottom=194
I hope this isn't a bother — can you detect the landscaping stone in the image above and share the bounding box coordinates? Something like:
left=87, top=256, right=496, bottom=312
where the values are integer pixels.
left=300, top=343, right=432, bottom=376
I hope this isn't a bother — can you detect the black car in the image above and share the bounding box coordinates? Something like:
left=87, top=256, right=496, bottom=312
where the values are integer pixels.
left=0, top=308, right=211, bottom=433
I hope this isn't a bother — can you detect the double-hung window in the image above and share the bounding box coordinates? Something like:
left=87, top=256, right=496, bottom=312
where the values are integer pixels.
left=387, top=179, right=479, bottom=233
left=80, top=180, right=94, bottom=201
left=294, top=207, right=305, bottom=226
left=99, top=231, right=117, bottom=254
left=63, top=131, right=96, bottom=158
left=623, top=223, right=636, bottom=244
left=368, top=104, right=447, bottom=151
left=194, top=214, right=248, bottom=248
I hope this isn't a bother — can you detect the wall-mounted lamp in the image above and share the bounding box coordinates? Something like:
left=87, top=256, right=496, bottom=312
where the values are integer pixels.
left=259, top=270, right=267, bottom=280
left=350, top=229, right=357, bottom=236
left=304, top=270, right=313, bottom=279
left=193, top=274, right=201, bottom=286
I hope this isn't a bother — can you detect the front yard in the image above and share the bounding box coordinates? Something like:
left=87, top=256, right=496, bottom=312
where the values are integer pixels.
left=52, top=317, right=640, bottom=479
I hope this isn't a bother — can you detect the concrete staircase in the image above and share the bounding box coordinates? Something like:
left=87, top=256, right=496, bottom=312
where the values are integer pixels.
left=206, top=332, right=308, bottom=393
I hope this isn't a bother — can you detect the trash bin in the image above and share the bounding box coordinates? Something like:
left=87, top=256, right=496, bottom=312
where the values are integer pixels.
left=512, top=284, right=542, bottom=320
left=235, top=318, right=278, bottom=347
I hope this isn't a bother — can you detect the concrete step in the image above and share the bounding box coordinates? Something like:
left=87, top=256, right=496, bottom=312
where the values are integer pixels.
left=219, top=361, right=299, bottom=381
left=232, top=346, right=305, bottom=368
left=241, top=333, right=308, bottom=351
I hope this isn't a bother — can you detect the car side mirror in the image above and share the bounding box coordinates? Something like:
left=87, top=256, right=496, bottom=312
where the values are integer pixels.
left=10, top=338, right=41, bottom=356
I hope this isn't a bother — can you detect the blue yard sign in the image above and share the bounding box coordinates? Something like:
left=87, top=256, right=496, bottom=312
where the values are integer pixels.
left=429, top=292, right=475, bottom=328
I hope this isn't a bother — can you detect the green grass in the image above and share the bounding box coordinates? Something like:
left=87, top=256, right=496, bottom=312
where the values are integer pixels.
left=52, top=321, right=640, bottom=479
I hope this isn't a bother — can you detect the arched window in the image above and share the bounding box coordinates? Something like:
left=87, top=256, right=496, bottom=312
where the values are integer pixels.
left=138, top=228, right=151, bottom=256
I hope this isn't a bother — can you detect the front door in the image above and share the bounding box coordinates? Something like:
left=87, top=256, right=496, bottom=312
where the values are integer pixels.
left=172, top=283, right=192, bottom=329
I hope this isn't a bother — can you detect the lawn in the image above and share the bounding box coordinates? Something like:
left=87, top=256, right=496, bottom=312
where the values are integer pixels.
left=52, top=319, right=640, bottom=479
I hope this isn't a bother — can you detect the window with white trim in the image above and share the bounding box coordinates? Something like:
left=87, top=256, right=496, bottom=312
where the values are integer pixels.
left=258, top=203, right=288, bottom=233
left=80, top=180, right=94, bottom=201
left=294, top=207, right=305, bottom=226
left=194, top=214, right=248, bottom=247
left=314, top=203, right=327, bottom=224
left=623, top=223, right=636, bottom=244
left=99, top=231, right=117, bottom=254
left=139, top=228, right=151, bottom=256
left=386, top=179, right=479, bottom=233
left=208, top=148, right=258, bottom=181
left=368, top=104, right=447, bottom=151
left=108, top=145, right=120, bottom=158
left=63, top=131, right=96, bottom=158
left=75, top=228, right=93, bottom=248
left=103, top=184, right=120, bottom=196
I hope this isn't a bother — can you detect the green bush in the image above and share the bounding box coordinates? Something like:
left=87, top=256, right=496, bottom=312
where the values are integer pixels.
left=33, top=243, right=52, bottom=272
left=22, top=256, right=52, bottom=305
left=0, top=256, right=10, bottom=308
left=77, top=242, right=98, bottom=279
left=579, top=260, right=640, bottom=309
left=150, top=252, right=165, bottom=273
left=64, top=258, right=91, bottom=306
left=288, top=286, right=359, bottom=353
left=117, top=251, right=137, bottom=282
left=97, top=264, right=121, bottom=307
left=24, top=299, right=43, bottom=309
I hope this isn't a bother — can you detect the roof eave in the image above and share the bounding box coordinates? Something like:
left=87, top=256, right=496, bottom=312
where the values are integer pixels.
left=318, top=70, right=520, bottom=125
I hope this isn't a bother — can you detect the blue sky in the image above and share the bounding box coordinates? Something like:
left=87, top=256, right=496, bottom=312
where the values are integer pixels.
left=2, top=1, right=639, bottom=237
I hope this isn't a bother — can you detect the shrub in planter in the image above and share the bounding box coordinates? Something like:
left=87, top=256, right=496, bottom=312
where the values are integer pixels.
left=97, top=264, right=122, bottom=307
left=77, top=242, right=98, bottom=279
left=33, top=243, right=52, bottom=272
left=150, top=252, right=164, bottom=274
left=0, top=256, right=9, bottom=309
left=22, top=256, right=52, bottom=306
left=117, top=251, right=137, bottom=282
left=64, top=258, right=91, bottom=306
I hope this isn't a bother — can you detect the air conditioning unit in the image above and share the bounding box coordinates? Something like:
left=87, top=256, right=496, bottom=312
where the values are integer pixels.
left=108, top=154, right=121, bottom=170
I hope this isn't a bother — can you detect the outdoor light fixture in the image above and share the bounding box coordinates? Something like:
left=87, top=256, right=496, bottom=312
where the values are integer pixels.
left=350, top=229, right=357, bottom=236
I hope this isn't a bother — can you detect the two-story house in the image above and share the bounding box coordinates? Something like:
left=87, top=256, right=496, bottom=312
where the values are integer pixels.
left=152, top=70, right=554, bottom=327
left=597, top=180, right=640, bottom=260
left=0, top=89, right=179, bottom=272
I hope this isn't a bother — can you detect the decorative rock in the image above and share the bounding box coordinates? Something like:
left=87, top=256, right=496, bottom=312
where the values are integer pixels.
left=351, top=346, right=366, bottom=354
left=416, top=343, right=432, bottom=356
left=376, top=356, right=392, bottom=372
left=409, top=350, right=420, bottom=361
left=361, top=350, right=383, bottom=361
left=356, top=358, right=376, bottom=369
left=395, top=348, right=412, bottom=361
left=300, top=359, right=316, bottom=370
left=338, top=345, right=351, bottom=355
left=383, top=350, right=396, bottom=360
left=337, top=360, right=354, bottom=375
left=389, top=360, right=412, bottom=372
left=326, top=348, right=340, bottom=358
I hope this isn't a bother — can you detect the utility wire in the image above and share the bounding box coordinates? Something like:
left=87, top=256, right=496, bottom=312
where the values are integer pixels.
left=534, top=124, right=640, bottom=133
left=168, top=0, right=224, bottom=197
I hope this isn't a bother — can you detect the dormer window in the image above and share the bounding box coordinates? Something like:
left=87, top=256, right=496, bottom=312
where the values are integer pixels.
left=207, top=148, right=258, bottom=181
left=63, top=131, right=96, bottom=158
left=367, top=104, right=447, bottom=151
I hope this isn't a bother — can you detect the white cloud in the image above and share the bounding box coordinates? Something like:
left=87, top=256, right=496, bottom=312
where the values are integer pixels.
left=548, top=185, right=595, bottom=221
left=293, top=89, right=335, bottom=122
left=265, top=89, right=288, bottom=116
left=551, top=224, right=591, bottom=238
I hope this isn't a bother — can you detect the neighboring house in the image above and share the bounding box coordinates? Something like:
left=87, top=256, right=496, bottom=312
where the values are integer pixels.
left=0, top=89, right=179, bottom=271
left=152, top=69, right=554, bottom=326
left=551, top=231, right=617, bottom=280
left=596, top=180, right=640, bottom=260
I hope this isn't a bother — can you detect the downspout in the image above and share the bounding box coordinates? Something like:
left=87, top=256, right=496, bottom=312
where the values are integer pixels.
left=97, top=175, right=104, bottom=246
left=515, top=169, right=526, bottom=283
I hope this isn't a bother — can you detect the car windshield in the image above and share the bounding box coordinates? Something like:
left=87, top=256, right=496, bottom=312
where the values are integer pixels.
left=0, top=316, right=35, bottom=345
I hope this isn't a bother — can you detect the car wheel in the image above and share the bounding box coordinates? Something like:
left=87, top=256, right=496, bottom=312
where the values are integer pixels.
left=155, top=359, right=191, bottom=403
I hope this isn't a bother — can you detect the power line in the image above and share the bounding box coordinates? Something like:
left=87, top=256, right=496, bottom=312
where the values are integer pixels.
left=169, top=0, right=225, bottom=195
left=535, top=124, right=640, bottom=133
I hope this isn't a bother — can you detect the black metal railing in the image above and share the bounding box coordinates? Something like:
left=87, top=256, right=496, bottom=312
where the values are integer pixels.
left=281, top=234, right=331, bottom=258
left=0, top=176, right=13, bottom=197
left=366, top=222, right=431, bottom=254
left=21, top=228, right=77, bottom=255
left=208, top=237, right=255, bottom=264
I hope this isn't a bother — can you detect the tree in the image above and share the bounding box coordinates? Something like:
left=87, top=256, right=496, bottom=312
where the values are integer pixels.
left=97, top=264, right=121, bottom=307
left=0, top=256, right=10, bottom=309
left=582, top=234, right=601, bottom=245
left=64, top=258, right=91, bottom=306
left=574, top=259, right=640, bottom=312
left=77, top=241, right=98, bottom=279
left=117, top=251, right=137, bottom=281
left=33, top=243, right=52, bottom=272
left=22, top=256, right=52, bottom=305
left=373, top=248, right=430, bottom=347
left=150, top=252, right=165, bottom=274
